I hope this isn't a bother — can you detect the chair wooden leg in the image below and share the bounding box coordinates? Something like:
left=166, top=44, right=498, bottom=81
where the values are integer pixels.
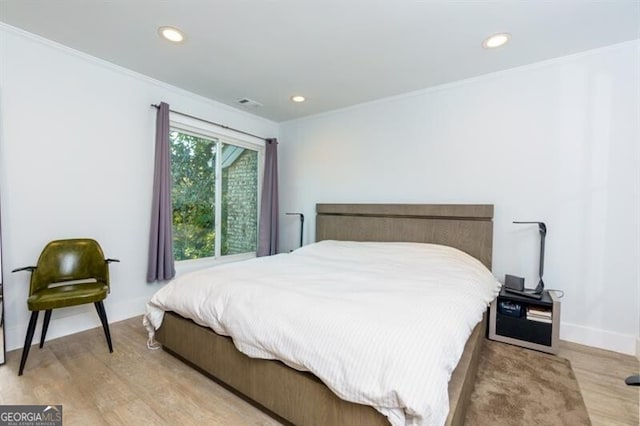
left=94, top=301, right=113, bottom=353
left=19, top=311, right=39, bottom=376
left=39, top=309, right=52, bottom=348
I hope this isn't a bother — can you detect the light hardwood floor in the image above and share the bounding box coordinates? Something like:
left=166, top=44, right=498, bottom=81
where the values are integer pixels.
left=558, top=341, right=639, bottom=426
left=0, top=317, right=638, bottom=425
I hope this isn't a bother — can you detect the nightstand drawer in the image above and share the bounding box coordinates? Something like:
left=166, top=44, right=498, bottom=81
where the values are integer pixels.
left=496, top=314, right=552, bottom=346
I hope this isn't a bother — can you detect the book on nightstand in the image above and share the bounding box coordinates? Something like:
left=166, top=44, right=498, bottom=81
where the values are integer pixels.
left=526, top=306, right=552, bottom=323
left=498, top=300, right=523, bottom=317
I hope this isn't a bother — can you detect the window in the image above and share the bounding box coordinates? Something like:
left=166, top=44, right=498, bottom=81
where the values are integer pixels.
left=169, top=124, right=262, bottom=262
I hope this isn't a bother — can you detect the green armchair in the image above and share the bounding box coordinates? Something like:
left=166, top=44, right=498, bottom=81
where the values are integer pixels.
left=12, top=238, right=119, bottom=375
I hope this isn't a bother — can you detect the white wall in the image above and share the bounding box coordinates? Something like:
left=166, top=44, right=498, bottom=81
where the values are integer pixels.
left=279, top=41, right=640, bottom=355
left=0, top=25, right=279, bottom=351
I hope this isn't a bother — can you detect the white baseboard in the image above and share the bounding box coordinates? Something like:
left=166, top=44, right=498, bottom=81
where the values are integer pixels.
left=560, top=321, right=637, bottom=356
left=5, top=296, right=149, bottom=352
left=7, top=306, right=639, bottom=358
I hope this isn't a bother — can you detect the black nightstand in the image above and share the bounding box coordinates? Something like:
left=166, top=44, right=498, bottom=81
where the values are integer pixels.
left=488, top=289, right=561, bottom=354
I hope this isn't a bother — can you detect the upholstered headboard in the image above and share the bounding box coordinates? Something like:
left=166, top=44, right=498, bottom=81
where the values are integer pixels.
left=316, top=203, right=494, bottom=269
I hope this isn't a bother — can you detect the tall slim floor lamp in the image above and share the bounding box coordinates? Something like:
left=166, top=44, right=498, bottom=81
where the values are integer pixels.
left=286, top=213, right=304, bottom=249
left=625, top=375, right=639, bottom=386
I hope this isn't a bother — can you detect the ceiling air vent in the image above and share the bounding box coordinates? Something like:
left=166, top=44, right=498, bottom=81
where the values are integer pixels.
left=237, top=98, right=263, bottom=108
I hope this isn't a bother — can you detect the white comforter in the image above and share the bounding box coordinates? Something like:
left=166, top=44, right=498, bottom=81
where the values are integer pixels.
left=144, top=241, right=500, bottom=426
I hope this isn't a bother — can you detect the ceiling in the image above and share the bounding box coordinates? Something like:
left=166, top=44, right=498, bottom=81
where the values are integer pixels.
left=1, top=1, right=638, bottom=122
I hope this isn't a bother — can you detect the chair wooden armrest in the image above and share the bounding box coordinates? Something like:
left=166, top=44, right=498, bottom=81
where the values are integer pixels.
left=12, top=266, right=36, bottom=273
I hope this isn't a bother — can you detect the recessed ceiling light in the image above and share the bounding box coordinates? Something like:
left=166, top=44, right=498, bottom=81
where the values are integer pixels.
left=482, top=33, right=511, bottom=49
left=158, top=26, right=185, bottom=43
left=290, top=95, right=306, bottom=103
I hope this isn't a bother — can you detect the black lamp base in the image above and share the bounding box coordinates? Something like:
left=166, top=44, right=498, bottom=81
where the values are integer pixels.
left=625, top=375, right=640, bottom=386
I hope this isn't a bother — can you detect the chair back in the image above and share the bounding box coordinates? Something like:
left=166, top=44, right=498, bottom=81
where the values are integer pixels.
left=30, top=239, right=109, bottom=296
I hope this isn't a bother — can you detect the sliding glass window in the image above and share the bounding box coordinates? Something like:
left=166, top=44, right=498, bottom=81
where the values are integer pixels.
left=169, top=126, right=261, bottom=261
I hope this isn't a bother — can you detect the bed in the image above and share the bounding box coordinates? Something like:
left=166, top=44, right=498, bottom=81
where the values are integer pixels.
left=146, top=203, right=497, bottom=426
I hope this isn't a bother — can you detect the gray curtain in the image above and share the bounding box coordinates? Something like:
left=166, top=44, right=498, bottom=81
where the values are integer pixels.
left=147, top=102, right=176, bottom=282
left=257, top=138, right=279, bottom=256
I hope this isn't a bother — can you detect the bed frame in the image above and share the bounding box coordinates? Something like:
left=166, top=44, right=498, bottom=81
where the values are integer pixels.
left=156, top=203, right=494, bottom=425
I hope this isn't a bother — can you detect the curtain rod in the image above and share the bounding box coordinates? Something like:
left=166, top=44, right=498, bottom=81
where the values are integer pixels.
left=151, top=104, right=268, bottom=142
